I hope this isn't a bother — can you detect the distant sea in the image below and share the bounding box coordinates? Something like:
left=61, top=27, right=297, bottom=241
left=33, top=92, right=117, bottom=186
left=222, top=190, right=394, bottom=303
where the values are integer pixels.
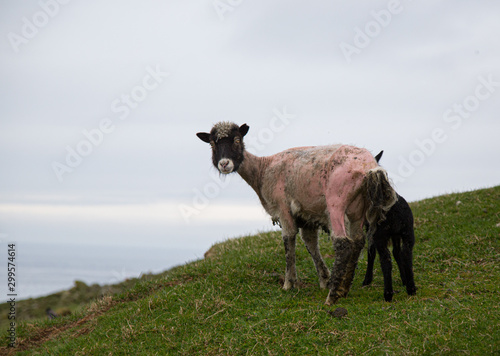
left=1, top=241, right=205, bottom=303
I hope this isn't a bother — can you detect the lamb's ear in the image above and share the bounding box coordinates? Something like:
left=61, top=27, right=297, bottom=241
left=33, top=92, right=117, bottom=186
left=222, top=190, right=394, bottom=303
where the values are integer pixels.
left=196, top=132, right=211, bottom=143
left=374, top=150, right=384, bottom=164
left=239, top=124, right=249, bottom=137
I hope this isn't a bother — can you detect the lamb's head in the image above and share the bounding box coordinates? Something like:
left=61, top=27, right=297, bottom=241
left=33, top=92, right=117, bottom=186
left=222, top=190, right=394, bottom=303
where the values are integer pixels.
left=197, top=122, right=249, bottom=174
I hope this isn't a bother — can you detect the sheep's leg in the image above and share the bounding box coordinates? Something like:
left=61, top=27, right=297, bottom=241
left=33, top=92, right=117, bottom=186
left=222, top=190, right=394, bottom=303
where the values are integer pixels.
left=324, top=182, right=366, bottom=304
left=325, top=236, right=352, bottom=305
left=338, top=219, right=365, bottom=298
left=282, top=233, right=297, bottom=290
left=362, top=239, right=376, bottom=286
left=338, top=239, right=364, bottom=298
left=301, top=227, right=330, bottom=289
left=325, top=204, right=352, bottom=305
left=376, top=239, right=394, bottom=302
left=280, top=215, right=299, bottom=290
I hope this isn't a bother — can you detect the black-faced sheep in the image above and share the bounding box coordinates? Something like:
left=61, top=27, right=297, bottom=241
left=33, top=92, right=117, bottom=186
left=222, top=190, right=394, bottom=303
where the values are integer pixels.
left=197, top=122, right=397, bottom=304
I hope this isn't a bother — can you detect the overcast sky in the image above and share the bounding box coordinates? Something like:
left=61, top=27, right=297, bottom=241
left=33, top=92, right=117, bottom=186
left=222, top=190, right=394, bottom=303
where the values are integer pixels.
left=0, top=0, right=499, bottom=252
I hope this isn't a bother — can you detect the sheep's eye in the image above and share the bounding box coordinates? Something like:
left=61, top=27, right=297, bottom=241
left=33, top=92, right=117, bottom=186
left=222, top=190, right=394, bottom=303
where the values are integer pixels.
left=234, top=137, right=241, bottom=144
left=210, top=141, right=215, bottom=149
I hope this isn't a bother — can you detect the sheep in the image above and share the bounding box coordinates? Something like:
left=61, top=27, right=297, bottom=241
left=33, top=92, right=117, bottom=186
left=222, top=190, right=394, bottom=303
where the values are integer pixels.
left=196, top=122, right=397, bottom=304
left=362, top=159, right=417, bottom=301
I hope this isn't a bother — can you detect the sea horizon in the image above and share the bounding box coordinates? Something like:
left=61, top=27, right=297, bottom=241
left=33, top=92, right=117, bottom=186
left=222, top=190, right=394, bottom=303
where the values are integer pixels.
left=1, top=240, right=205, bottom=303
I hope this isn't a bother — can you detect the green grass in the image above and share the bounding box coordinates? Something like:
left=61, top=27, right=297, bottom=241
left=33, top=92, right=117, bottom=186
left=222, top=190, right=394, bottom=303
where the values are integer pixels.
left=2, top=186, right=499, bottom=355
left=0, top=272, right=170, bottom=332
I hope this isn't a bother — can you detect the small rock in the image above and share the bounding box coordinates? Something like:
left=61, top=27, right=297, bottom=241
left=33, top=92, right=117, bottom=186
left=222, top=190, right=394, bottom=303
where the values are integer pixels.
left=456, top=201, right=462, bottom=206
left=496, top=222, right=500, bottom=228
left=328, top=307, right=348, bottom=319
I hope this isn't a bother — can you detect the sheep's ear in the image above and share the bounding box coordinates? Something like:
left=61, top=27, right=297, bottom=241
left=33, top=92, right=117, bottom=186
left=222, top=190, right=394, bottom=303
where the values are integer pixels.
left=374, top=150, right=384, bottom=164
left=239, top=124, right=249, bottom=137
left=196, top=132, right=211, bottom=143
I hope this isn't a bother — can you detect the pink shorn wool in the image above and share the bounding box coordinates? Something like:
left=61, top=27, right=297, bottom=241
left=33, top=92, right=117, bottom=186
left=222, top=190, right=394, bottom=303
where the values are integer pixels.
left=197, top=122, right=397, bottom=304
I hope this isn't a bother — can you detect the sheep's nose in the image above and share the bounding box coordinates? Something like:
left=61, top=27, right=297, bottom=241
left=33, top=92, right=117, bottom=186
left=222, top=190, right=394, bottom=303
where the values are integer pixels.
left=218, top=159, right=234, bottom=174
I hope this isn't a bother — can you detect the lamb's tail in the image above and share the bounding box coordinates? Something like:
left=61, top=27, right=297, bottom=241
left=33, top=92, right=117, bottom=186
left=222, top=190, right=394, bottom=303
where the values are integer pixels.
left=363, top=166, right=397, bottom=239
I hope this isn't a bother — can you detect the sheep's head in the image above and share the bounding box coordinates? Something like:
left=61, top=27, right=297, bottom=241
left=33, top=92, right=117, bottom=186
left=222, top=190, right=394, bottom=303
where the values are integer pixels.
left=197, top=122, right=249, bottom=174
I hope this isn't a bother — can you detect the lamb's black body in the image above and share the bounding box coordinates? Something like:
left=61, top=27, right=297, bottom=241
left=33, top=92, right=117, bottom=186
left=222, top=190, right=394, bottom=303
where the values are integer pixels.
left=362, top=193, right=417, bottom=301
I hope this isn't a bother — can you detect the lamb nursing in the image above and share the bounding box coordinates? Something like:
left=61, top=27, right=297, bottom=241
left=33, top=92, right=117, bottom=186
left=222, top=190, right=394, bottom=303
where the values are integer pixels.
left=197, top=122, right=397, bottom=304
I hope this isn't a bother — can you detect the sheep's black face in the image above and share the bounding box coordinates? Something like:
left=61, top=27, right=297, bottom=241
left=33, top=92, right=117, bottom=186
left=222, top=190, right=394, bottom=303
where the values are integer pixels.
left=197, top=122, right=249, bottom=174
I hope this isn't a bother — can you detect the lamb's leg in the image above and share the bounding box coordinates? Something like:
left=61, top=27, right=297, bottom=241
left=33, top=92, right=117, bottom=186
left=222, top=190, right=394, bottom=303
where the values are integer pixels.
left=376, top=239, right=394, bottom=302
left=362, top=239, right=376, bottom=286
left=391, top=235, right=407, bottom=286
left=338, top=220, right=365, bottom=298
left=401, top=229, right=417, bottom=296
left=301, top=227, right=330, bottom=289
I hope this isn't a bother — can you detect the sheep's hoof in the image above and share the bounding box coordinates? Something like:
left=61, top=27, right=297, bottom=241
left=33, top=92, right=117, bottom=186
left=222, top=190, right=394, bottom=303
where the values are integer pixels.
left=283, top=280, right=296, bottom=290
left=325, top=291, right=339, bottom=306
left=338, top=289, right=349, bottom=298
left=319, top=279, right=329, bottom=289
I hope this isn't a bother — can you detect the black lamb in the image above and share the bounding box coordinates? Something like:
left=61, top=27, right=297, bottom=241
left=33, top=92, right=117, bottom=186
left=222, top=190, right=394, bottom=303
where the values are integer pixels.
left=362, top=152, right=417, bottom=301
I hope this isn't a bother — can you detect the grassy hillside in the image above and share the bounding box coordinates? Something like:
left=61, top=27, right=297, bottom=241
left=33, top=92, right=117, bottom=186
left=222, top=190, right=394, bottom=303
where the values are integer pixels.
left=0, top=273, right=169, bottom=332
left=3, top=186, right=499, bottom=355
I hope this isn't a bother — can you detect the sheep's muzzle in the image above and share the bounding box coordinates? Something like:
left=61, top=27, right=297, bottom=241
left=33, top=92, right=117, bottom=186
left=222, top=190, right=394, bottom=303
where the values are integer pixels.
left=217, top=158, right=235, bottom=174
